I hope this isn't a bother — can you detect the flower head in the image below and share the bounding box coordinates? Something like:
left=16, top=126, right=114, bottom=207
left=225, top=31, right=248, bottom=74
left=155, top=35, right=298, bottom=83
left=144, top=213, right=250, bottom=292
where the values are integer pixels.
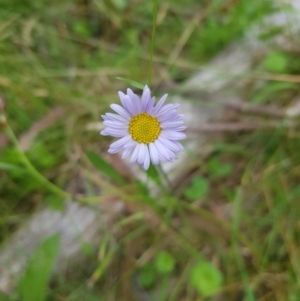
left=101, top=85, right=186, bottom=170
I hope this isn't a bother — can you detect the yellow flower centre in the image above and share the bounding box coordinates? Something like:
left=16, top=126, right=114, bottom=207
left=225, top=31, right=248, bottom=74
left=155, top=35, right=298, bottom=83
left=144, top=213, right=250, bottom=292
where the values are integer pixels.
left=129, top=113, right=161, bottom=144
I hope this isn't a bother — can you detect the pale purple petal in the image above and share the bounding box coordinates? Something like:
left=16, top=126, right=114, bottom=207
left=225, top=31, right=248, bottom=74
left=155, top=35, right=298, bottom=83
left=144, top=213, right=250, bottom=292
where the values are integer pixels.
left=104, top=126, right=128, bottom=133
left=102, top=129, right=128, bottom=137
left=168, top=125, right=187, bottom=131
left=108, top=135, right=131, bottom=153
left=110, top=104, right=131, bottom=120
left=174, top=141, right=184, bottom=151
left=143, top=146, right=150, bottom=170
left=105, top=113, right=128, bottom=123
left=145, top=97, right=155, bottom=113
left=126, top=95, right=139, bottom=115
left=160, top=120, right=185, bottom=129
left=122, top=148, right=131, bottom=159
left=107, top=148, right=119, bottom=154
left=130, top=144, right=141, bottom=164
left=157, top=139, right=178, bottom=162
left=103, top=120, right=128, bottom=128
left=157, top=111, right=177, bottom=122
left=118, top=91, right=129, bottom=110
left=137, top=143, right=147, bottom=165
left=156, top=104, right=176, bottom=117
left=141, top=85, right=151, bottom=111
left=127, top=88, right=136, bottom=100
left=151, top=94, right=168, bottom=115
left=100, top=130, right=109, bottom=136
left=134, top=97, right=142, bottom=113
left=119, top=92, right=138, bottom=116
left=123, top=139, right=137, bottom=149
left=126, top=88, right=142, bottom=113
left=154, top=139, right=175, bottom=162
left=160, top=130, right=186, bottom=140
left=158, top=137, right=182, bottom=152
left=149, top=142, right=159, bottom=165
left=156, top=150, right=166, bottom=162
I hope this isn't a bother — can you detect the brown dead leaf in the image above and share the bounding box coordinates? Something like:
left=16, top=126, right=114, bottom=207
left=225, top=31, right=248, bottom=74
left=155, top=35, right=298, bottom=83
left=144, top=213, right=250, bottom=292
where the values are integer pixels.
left=19, top=107, right=64, bottom=151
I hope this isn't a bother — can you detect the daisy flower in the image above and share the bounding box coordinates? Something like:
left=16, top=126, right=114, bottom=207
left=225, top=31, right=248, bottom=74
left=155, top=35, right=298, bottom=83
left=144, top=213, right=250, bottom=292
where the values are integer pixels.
left=101, top=85, right=186, bottom=170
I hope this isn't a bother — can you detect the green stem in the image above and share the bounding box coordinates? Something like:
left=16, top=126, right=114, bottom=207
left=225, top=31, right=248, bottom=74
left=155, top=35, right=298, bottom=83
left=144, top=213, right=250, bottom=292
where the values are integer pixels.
left=148, top=0, right=159, bottom=86
left=156, top=164, right=172, bottom=191
left=5, top=125, right=69, bottom=199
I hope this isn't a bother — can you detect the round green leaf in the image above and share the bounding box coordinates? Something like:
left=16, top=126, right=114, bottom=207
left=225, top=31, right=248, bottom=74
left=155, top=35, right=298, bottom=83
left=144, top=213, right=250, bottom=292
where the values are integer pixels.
left=190, top=261, right=223, bottom=296
left=208, top=158, right=232, bottom=178
left=155, top=251, right=175, bottom=274
left=263, top=52, right=288, bottom=73
left=138, top=264, right=155, bottom=288
left=184, top=176, right=209, bottom=201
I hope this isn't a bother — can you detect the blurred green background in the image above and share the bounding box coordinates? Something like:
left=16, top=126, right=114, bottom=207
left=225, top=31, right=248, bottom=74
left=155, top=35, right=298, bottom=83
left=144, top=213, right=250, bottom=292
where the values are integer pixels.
left=1, top=0, right=300, bottom=300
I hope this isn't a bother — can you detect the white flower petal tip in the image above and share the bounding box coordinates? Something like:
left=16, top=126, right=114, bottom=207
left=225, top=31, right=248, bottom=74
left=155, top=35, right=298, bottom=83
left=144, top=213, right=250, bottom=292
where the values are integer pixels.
left=100, top=85, right=186, bottom=170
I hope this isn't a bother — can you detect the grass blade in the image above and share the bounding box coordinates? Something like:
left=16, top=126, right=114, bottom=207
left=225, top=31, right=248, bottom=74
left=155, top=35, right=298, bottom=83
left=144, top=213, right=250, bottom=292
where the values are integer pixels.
left=86, top=151, right=125, bottom=185
left=18, top=234, right=60, bottom=301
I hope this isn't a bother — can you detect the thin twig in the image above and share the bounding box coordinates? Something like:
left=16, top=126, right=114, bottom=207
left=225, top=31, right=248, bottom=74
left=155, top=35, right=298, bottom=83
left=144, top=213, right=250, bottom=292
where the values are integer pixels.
left=148, top=0, right=159, bottom=86
left=251, top=72, right=300, bottom=83
left=216, top=98, right=286, bottom=118
left=187, top=121, right=291, bottom=132
left=169, top=10, right=205, bottom=63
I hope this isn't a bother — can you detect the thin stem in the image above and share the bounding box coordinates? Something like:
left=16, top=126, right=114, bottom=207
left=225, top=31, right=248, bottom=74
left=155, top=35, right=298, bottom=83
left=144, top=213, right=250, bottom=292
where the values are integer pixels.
left=148, top=0, right=159, bottom=86
left=156, top=164, right=173, bottom=191
left=5, top=125, right=69, bottom=200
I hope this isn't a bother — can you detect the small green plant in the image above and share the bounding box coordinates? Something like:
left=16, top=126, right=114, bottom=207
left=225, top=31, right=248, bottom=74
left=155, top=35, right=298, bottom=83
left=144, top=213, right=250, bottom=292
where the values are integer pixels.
left=263, top=52, right=288, bottom=73
left=208, top=157, right=233, bottom=178
left=138, top=251, right=175, bottom=291
left=189, top=261, right=223, bottom=297
left=155, top=251, right=175, bottom=274
left=184, top=176, right=209, bottom=202
left=138, top=263, right=156, bottom=289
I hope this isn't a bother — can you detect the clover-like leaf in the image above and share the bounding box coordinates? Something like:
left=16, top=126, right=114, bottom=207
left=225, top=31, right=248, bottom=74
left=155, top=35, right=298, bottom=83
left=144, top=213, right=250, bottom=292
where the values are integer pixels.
left=184, top=176, right=209, bottom=201
left=190, top=261, right=223, bottom=297
left=155, top=251, right=175, bottom=274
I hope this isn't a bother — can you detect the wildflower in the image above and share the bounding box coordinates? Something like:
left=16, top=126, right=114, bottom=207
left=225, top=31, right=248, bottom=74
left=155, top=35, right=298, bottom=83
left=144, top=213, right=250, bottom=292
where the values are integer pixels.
left=101, top=85, right=186, bottom=170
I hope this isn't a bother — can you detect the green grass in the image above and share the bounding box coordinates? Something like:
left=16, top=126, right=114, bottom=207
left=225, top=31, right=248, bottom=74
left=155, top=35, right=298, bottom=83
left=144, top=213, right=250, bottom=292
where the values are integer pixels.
left=2, top=0, right=300, bottom=300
